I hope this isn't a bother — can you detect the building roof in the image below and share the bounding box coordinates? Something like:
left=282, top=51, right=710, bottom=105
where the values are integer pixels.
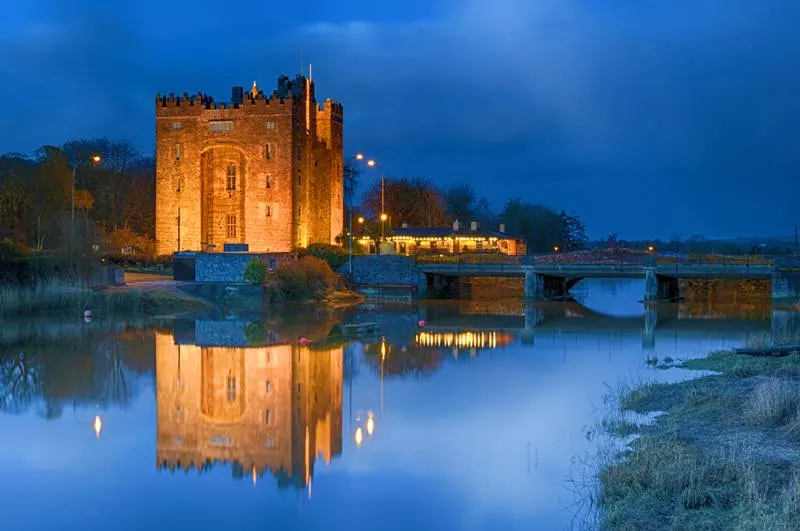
left=389, top=227, right=521, bottom=240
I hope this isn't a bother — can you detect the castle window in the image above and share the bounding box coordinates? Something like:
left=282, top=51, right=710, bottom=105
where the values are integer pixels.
left=209, top=121, right=233, bottom=132
left=226, top=163, right=237, bottom=191
left=265, top=121, right=277, bottom=130
left=266, top=438, right=276, bottom=448
left=265, top=144, right=272, bottom=160
left=172, top=121, right=182, bottom=130
left=265, top=381, right=272, bottom=396
left=265, top=174, right=271, bottom=189
left=266, top=205, right=271, bottom=218
left=263, top=409, right=272, bottom=425
left=226, top=215, right=237, bottom=238
left=175, top=174, right=184, bottom=192
left=296, top=171, right=302, bottom=186
left=226, top=376, right=237, bottom=401
left=175, top=143, right=183, bottom=160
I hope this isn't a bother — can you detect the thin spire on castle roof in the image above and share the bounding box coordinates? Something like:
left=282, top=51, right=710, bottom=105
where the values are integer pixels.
left=252, top=80, right=258, bottom=97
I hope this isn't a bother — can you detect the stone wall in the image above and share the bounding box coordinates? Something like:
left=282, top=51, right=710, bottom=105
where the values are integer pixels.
left=343, top=255, right=423, bottom=287
left=194, top=252, right=292, bottom=283
left=773, top=257, right=800, bottom=301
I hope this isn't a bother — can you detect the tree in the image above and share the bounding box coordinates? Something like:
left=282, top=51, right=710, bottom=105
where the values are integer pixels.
left=361, top=176, right=449, bottom=228
left=499, top=199, right=564, bottom=253
left=443, top=184, right=476, bottom=222
left=559, top=210, right=588, bottom=250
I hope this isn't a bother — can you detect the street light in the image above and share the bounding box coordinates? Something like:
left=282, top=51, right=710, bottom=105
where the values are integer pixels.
left=553, top=245, right=560, bottom=253
left=358, top=216, right=365, bottom=224
left=72, top=154, right=102, bottom=233
left=347, top=154, right=368, bottom=275
left=647, top=245, right=655, bottom=253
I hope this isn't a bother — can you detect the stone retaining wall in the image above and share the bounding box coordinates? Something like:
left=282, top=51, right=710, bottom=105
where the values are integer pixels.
left=342, top=255, right=423, bottom=287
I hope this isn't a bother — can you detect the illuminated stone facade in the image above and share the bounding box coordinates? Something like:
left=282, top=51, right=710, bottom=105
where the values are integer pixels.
left=155, top=75, right=344, bottom=255
left=155, top=332, right=343, bottom=487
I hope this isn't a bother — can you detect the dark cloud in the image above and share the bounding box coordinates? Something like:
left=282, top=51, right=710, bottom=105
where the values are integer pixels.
left=1, top=0, right=798, bottom=238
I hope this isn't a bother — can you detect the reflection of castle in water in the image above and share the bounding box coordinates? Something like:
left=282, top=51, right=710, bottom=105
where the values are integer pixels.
left=155, top=331, right=343, bottom=489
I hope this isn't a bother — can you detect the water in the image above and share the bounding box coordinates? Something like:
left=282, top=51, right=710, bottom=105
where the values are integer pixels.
left=0, top=279, right=797, bottom=530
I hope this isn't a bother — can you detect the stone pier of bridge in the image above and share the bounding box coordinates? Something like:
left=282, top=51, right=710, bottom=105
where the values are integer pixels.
left=524, top=267, right=680, bottom=301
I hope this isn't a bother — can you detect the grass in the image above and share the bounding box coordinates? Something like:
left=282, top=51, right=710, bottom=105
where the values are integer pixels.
left=595, top=348, right=800, bottom=530
left=0, top=279, right=208, bottom=318
left=744, top=380, right=800, bottom=427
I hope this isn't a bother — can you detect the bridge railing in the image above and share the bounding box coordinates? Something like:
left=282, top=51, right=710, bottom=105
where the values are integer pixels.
left=414, top=251, right=775, bottom=270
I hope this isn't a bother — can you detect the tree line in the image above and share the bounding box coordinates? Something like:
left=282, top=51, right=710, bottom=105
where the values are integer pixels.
left=0, top=138, right=154, bottom=256
left=348, top=162, right=588, bottom=253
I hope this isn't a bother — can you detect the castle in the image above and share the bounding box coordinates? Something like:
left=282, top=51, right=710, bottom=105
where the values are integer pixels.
left=155, top=75, right=344, bottom=255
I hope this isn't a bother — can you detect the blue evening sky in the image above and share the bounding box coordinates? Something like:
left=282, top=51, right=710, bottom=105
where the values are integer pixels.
left=1, top=0, right=798, bottom=239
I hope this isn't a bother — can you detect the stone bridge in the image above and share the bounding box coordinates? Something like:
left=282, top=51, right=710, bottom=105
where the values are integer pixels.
left=415, top=257, right=799, bottom=301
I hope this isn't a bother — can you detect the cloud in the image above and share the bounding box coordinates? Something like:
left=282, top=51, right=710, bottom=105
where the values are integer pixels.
left=1, top=0, right=798, bottom=237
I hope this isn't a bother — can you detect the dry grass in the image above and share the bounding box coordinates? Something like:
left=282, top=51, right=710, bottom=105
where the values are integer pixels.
left=744, top=380, right=800, bottom=427
left=595, top=350, right=800, bottom=530
left=0, top=279, right=207, bottom=318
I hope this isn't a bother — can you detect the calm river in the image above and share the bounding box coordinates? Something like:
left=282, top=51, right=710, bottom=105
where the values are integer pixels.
left=0, top=279, right=797, bottom=530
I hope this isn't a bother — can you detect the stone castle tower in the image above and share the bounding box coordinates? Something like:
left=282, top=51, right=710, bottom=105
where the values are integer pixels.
left=155, top=332, right=343, bottom=487
left=155, top=75, right=344, bottom=255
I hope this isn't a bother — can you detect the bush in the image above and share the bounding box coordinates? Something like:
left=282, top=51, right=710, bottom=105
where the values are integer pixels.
left=266, top=256, right=341, bottom=301
left=303, top=243, right=350, bottom=270
left=243, top=259, right=268, bottom=285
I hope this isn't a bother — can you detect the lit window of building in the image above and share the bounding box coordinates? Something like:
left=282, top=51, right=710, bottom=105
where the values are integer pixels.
left=226, top=163, right=237, bottom=191
left=209, top=121, right=233, bottom=132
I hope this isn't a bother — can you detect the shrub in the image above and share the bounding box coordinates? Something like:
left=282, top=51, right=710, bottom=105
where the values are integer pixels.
left=303, top=243, right=350, bottom=270
left=243, top=259, right=268, bottom=285
left=266, top=256, right=341, bottom=301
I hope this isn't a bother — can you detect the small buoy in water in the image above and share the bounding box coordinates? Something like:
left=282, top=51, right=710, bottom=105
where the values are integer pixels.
left=83, top=310, right=93, bottom=323
left=298, top=337, right=310, bottom=345
left=418, top=320, right=426, bottom=327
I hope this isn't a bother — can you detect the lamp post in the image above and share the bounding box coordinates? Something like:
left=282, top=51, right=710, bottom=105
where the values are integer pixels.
left=72, top=154, right=102, bottom=234
left=366, top=159, right=386, bottom=243
left=347, top=153, right=367, bottom=275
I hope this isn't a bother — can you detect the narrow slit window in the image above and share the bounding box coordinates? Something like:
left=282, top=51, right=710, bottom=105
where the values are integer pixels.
left=226, top=163, right=236, bottom=191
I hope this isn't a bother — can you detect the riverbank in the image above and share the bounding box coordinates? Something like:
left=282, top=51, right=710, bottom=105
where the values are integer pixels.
left=598, top=345, right=800, bottom=529
left=0, top=279, right=211, bottom=319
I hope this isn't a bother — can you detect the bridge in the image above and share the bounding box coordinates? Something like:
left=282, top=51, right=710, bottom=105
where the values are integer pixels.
left=415, top=254, right=799, bottom=301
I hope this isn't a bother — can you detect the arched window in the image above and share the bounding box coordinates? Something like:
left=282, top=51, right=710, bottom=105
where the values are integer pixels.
left=226, top=163, right=236, bottom=191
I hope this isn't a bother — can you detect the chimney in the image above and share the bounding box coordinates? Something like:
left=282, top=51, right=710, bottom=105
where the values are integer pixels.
left=401, top=222, right=408, bottom=228
left=499, top=223, right=506, bottom=234
left=453, top=220, right=460, bottom=232
left=231, top=86, right=244, bottom=105
left=470, top=221, right=478, bottom=232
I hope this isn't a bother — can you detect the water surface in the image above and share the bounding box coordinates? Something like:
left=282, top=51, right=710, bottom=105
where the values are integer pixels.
left=0, top=279, right=797, bottom=530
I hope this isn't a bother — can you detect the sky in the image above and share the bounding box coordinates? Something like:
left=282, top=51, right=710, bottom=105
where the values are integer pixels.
left=1, top=0, right=798, bottom=240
